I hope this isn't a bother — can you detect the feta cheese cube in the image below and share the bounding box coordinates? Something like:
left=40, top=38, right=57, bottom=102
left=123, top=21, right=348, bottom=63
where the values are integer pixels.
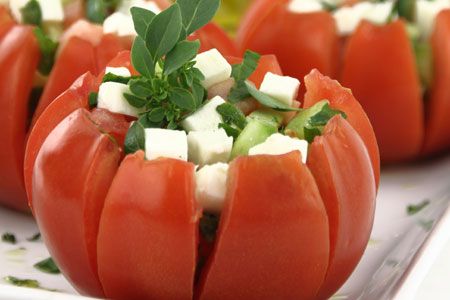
left=10, top=0, right=64, bottom=23
left=145, top=128, right=188, bottom=161
left=103, top=12, right=136, bottom=37
left=417, top=0, right=450, bottom=38
left=188, top=129, right=233, bottom=166
left=333, top=3, right=368, bottom=36
left=259, top=72, right=300, bottom=106
left=181, top=96, right=226, bottom=132
left=195, top=163, right=229, bottom=213
left=105, top=67, right=132, bottom=77
left=248, top=133, right=309, bottom=163
left=288, top=0, right=323, bottom=14
left=363, top=2, right=394, bottom=25
left=97, top=82, right=142, bottom=117
left=194, top=48, right=232, bottom=89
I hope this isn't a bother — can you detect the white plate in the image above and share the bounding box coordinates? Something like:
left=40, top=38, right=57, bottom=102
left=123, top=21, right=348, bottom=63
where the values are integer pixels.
left=1, top=155, right=450, bottom=300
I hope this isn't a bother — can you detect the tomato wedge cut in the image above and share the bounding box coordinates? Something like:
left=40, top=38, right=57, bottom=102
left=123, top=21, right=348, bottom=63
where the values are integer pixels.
left=33, top=108, right=121, bottom=297
left=90, top=108, right=130, bottom=147
left=94, top=34, right=128, bottom=73
left=25, top=72, right=98, bottom=205
left=0, top=25, right=40, bottom=211
left=304, top=69, right=380, bottom=187
left=308, top=116, right=376, bottom=299
left=0, top=6, right=15, bottom=40
left=341, top=20, right=424, bottom=163
left=198, top=152, right=329, bottom=300
left=97, top=152, right=199, bottom=300
left=423, top=10, right=450, bottom=155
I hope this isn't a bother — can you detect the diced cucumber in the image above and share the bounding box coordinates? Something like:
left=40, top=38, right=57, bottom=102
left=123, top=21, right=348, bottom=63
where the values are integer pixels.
left=285, top=100, right=329, bottom=140
left=246, top=109, right=284, bottom=128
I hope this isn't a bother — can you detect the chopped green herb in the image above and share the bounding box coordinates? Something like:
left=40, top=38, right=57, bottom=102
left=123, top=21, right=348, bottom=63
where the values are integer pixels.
left=2, top=233, right=16, bottom=244
left=219, top=123, right=241, bottom=139
left=228, top=50, right=260, bottom=103
left=245, top=81, right=300, bottom=112
left=34, top=257, right=60, bottom=274
left=103, top=73, right=132, bottom=84
left=88, top=92, right=99, bottom=109
left=26, top=233, right=41, bottom=242
left=33, top=28, right=58, bottom=76
left=5, top=247, right=27, bottom=259
left=20, top=0, right=42, bottom=26
left=217, top=103, right=247, bottom=130
left=393, top=0, right=416, bottom=22
left=86, top=0, right=121, bottom=24
left=4, top=276, right=40, bottom=288
left=309, top=103, right=347, bottom=127
left=407, top=199, right=430, bottom=216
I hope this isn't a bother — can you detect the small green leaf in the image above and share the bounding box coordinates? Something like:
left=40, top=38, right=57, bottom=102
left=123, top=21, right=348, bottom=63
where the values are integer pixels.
left=131, top=6, right=156, bottom=38
left=129, top=78, right=152, bottom=98
left=192, top=81, right=205, bottom=107
left=4, top=276, right=40, bottom=288
left=303, top=127, right=322, bottom=143
left=148, top=107, right=165, bottom=122
left=103, top=73, right=131, bottom=84
left=228, top=80, right=250, bottom=103
left=146, top=3, right=183, bottom=61
left=2, top=233, right=16, bottom=244
left=26, top=233, right=41, bottom=242
left=395, top=0, right=416, bottom=22
left=164, top=40, right=200, bottom=75
left=169, top=87, right=196, bottom=111
left=124, top=120, right=146, bottom=154
left=216, top=103, right=247, bottom=130
left=88, top=92, right=98, bottom=108
left=309, top=103, right=347, bottom=126
left=219, top=123, right=241, bottom=139
left=124, top=93, right=147, bottom=108
left=34, top=257, right=60, bottom=274
left=34, top=28, right=58, bottom=76
left=177, top=0, right=220, bottom=37
left=231, top=50, right=261, bottom=82
left=86, top=0, right=120, bottom=24
left=131, top=36, right=155, bottom=78
left=20, top=0, right=42, bottom=26
left=245, top=81, right=300, bottom=112
left=407, top=199, right=430, bottom=216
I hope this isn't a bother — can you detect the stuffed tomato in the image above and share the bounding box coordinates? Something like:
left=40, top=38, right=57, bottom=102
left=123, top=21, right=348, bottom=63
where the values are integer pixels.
left=237, top=0, right=450, bottom=163
left=0, top=0, right=236, bottom=212
left=27, top=2, right=378, bottom=299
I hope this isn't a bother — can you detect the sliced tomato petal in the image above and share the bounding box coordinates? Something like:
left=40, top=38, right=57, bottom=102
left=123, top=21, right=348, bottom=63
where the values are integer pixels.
left=304, top=69, right=380, bottom=187
left=0, top=6, right=15, bottom=40
left=90, top=108, right=130, bottom=147
left=33, top=108, right=121, bottom=297
left=0, top=25, right=40, bottom=211
left=191, top=22, right=238, bottom=57
left=94, top=34, right=129, bottom=73
left=308, top=116, right=376, bottom=299
left=423, top=10, right=450, bottom=155
left=97, top=152, right=198, bottom=300
left=341, top=20, right=424, bottom=163
left=198, top=152, right=329, bottom=300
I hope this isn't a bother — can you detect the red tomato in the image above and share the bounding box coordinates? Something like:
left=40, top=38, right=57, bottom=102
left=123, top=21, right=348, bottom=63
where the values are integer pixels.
left=32, top=108, right=121, bottom=297
left=0, top=25, right=40, bottom=211
left=97, top=152, right=199, bottom=299
left=423, top=10, right=450, bottom=155
left=308, top=115, right=376, bottom=299
left=190, top=23, right=238, bottom=57
left=198, top=152, right=330, bottom=300
left=0, top=6, right=14, bottom=39
left=341, top=20, right=424, bottom=163
left=304, top=69, right=380, bottom=187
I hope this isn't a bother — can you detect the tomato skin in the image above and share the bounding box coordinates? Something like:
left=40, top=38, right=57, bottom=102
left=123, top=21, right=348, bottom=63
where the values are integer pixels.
left=33, top=108, right=121, bottom=297
left=308, top=116, right=376, bottom=299
left=190, top=22, right=238, bottom=57
left=89, top=108, right=130, bottom=146
left=0, top=6, right=14, bottom=40
left=94, top=34, right=129, bottom=73
left=341, top=20, right=424, bottom=163
left=0, top=25, right=40, bottom=211
left=25, top=72, right=98, bottom=206
left=198, top=152, right=329, bottom=300
left=304, top=69, right=380, bottom=188
left=423, top=10, right=450, bottom=155
left=97, top=152, right=199, bottom=300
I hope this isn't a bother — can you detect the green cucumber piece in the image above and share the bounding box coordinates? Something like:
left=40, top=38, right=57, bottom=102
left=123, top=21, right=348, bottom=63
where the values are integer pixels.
left=285, top=100, right=329, bottom=140
left=231, top=120, right=278, bottom=159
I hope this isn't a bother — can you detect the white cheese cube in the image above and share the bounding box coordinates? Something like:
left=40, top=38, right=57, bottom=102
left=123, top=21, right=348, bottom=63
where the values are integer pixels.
left=417, top=0, right=450, bottom=38
left=118, top=0, right=162, bottom=15
left=103, top=12, right=136, bottom=37
left=248, top=133, right=309, bottom=163
left=195, top=163, right=229, bottom=213
left=10, top=0, right=64, bottom=23
left=97, top=82, right=141, bottom=117
left=333, top=3, right=368, bottom=36
left=363, top=2, right=394, bottom=25
left=288, top=0, right=323, bottom=14
left=105, top=67, right=132, bottom=77
left=145, top=128, right=188, bottom=161
left=259, top=72, right=300, bottom=106
left=181, top=96, right=225, bottom=132
left=194, top=48, right=232, bottom=89
left=188, top=129, right=233, bottom=166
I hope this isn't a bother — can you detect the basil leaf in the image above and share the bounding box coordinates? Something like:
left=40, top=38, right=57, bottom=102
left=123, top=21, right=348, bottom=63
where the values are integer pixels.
left=131, top=36, right=155, bottom=77
left=103, top=73, right=131, bottom=84
left=216, top=103, right=247, bottom=130
left=164, top=40, right=200, bottom=75
left=2, top=233, right=16, bottom=244
left=219, top=123, right=241, bottom=139
left=20, top=0, right=42, bottom=26
left=228, top=80, right=250, bottom=103
left=146, top=3, right=182, bottom=61
left=34, top=28, right=58, bottom=76
left=124, top=93, right=147, bottom=108
left=192, top=81, right=205, bottom=108
left=169, top=87, right=196, bottom=111
left=4, top=276, right=40, bottom=288
left=124, top=121, right=145, bottom=154
left=131, top=6, right=156, bottom=38
left=177, top=0, right=220, bottom=37
left=88, top=92, right=98, bottom=108
left=34, top=257, right=60, bottom=274
left=129, top=78, right=152, bottom=98
left=245, top=81, right=300, bottom=112
left=148, top=107, right=166, bottom=122
left=309, top=103, right=347, bottom=126
left=303, top=127, right=322, bottom=143
left=231, top=50, right=260, bottom=82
